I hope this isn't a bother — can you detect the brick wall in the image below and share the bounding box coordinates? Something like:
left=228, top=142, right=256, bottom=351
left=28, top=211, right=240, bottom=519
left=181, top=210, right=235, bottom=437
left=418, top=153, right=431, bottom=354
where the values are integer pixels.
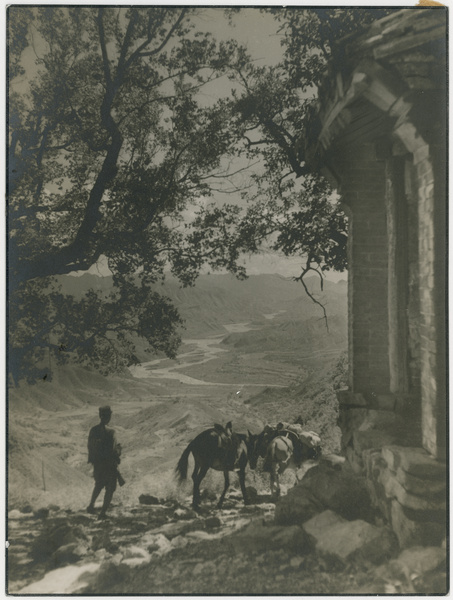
left=335, top=143, right=390, bottom=394
left=333, top=132, right=446, bottom=458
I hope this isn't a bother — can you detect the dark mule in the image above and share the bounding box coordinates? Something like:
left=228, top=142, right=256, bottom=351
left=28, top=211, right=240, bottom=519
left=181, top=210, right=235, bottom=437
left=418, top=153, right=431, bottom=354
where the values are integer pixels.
left=250, top=426, right=321, bottom=498
left=175, top=424, right=257, bottom=510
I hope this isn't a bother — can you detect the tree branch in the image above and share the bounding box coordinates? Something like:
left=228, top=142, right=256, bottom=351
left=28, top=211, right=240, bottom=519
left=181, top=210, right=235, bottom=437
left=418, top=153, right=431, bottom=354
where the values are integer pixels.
left=96, top=8, right=112, bottom=88
left=293, top=261, right=329, bottom=331
left=126, top=8, right=188, bottom=66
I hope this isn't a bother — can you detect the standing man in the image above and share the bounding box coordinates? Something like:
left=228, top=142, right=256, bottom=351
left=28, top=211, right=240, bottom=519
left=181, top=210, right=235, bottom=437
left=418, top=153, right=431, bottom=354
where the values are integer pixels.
left=87, top=405, right=123, bottom=519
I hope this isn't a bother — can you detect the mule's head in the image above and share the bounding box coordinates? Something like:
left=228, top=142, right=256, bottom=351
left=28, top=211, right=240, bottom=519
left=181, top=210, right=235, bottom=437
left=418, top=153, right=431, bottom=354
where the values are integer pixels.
left=299, top=431, right=322, bottom=458
left=309, top=444, right=322, bottom=460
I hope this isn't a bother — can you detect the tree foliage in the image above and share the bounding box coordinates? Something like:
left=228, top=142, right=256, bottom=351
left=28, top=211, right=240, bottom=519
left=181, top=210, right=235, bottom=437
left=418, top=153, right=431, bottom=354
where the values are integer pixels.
left=8, top=7, right=387, bottom=382
left=222, top=8, right=389, bottom=309
left=8, top=6, right=249, bottom=382
left=9, top=7, right=249, bottom=284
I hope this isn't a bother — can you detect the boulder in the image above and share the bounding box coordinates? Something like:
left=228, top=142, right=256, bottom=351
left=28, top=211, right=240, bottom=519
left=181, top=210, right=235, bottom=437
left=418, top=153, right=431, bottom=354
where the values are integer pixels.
left=227, top=522, right=313, bottom=555
left=52, top=542, right=88, bottom=567
left=149, top=519, right=204, bottom=540
left=303, top=510, right=397, bottom=564
left=274, top=489, right=321, bottom=525
left=31, top=520, right=89, bottom=562
left=138, top=494, right=160, bottom=505
left=8, top=509, right=24, bottom=519
left=122, top=545, right=151, bottom=567
left=81, top=560, right=132, bottom=594
left=374, top=546, right=447, bottom=593
left=358, top=527, right=399, bottom=565
left=319, top=454, right=346, bottom=470
left=275, top=463, right=373, bottom=525
left=204, top=516, right=221, bottom=529
left=395, top=546, right=446, bottom=574
left=303, top=509, right=346, bottom=537
left=245, top=486, right=258, bottom=503
left=91, top=530, right=118, bottom=554
left=174, top=507, right=198, bottom=520
left=140, top=532, right=172, bottom=555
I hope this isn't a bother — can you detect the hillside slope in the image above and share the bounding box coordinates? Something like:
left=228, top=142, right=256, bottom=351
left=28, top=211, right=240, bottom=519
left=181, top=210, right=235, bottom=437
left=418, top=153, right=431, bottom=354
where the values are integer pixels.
left=10, top=271, right=348, bottom=509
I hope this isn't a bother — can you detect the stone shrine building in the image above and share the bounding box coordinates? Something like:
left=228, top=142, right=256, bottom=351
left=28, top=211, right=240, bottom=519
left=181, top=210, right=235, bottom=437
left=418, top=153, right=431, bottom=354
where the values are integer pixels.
left=305, top=8, right=447, bottom=547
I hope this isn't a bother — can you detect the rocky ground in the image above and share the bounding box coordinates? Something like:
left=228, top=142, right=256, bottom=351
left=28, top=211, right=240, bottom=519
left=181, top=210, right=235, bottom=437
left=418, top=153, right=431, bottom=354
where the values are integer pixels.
left=8, top=469, right=447, bottom=595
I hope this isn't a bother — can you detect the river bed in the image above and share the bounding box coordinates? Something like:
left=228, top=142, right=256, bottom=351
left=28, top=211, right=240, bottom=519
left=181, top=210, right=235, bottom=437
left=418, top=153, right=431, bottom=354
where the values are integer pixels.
left=129, top=321, right=286, bottom=388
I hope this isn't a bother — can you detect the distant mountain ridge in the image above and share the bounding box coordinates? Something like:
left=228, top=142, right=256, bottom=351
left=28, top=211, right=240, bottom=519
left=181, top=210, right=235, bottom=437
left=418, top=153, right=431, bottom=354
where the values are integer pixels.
left=56, top=272, right=347, bottom=337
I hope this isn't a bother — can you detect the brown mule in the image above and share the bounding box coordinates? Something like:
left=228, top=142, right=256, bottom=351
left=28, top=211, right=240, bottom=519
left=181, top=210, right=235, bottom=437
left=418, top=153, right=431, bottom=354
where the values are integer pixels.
left=175, top=424, right=257, bottom=511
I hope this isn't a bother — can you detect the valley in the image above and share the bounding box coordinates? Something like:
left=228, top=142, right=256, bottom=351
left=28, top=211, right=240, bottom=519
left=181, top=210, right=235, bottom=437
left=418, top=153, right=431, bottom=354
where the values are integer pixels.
left=7, top=273, right=349, bottom=593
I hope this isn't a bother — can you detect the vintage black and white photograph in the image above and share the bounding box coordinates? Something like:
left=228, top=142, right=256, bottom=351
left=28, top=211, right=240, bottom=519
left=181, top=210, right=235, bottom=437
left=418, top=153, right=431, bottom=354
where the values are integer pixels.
left=6, top=3, right=448, bottom=595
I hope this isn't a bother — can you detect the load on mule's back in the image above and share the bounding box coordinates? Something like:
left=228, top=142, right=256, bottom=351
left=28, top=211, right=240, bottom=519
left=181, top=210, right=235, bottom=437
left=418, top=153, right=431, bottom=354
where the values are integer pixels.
left=250, top=422, right=322, bottom=498
left=175, top=421, right=257, bottom=511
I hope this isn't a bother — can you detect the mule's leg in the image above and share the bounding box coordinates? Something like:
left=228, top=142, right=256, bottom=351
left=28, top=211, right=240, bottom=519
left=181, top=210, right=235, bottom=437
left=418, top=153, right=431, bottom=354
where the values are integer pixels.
left=275, top=472, right=281, bottom=498
left=191, top=463, right=201, bottom=509
left=192, top=464, right=209, bottom=511
left=216, top=470, right=230, bottom=509
left=238, top=467, right=249, bottom=505
left=294, top=466, right=303, bottom=484
left=270, top=466, right=280, bottom=499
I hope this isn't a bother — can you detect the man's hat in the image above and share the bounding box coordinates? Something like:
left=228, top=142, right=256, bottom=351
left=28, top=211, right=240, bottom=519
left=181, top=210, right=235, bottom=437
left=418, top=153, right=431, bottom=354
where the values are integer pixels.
left=99, top=405, right=112, bottom=416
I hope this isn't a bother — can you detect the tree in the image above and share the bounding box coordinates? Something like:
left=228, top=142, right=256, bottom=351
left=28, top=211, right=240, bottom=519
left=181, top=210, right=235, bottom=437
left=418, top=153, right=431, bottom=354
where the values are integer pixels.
left=8, top=6, right=250, bottom=382
left=8, top=7, right=387, bottom=382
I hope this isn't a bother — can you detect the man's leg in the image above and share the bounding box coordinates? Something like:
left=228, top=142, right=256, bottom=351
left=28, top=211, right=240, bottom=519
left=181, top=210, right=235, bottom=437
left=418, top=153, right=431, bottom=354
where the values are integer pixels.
left=99, top=479, right=115, bottom=518
left=87, top=480, right=103, bottom=513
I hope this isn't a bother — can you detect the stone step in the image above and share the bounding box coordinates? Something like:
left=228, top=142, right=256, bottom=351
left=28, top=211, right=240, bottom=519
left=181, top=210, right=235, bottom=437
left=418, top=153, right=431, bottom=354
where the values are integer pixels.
left=382, top=446, right=446, bottom=479
left=378, top=469, right=446, bottom=511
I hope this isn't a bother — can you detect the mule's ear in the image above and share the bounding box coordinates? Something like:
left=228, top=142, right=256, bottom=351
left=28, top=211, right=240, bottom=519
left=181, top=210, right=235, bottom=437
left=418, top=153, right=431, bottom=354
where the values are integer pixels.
left=248, top=429, right=253, bottom=438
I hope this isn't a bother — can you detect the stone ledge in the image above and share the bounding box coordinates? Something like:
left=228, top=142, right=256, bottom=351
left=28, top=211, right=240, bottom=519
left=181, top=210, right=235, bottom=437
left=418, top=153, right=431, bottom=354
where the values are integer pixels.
left=382, top=446, right=446, bottom=479
left=378, top=469, right=446, bottom=512
left=395, top=467, right=446, bottom=497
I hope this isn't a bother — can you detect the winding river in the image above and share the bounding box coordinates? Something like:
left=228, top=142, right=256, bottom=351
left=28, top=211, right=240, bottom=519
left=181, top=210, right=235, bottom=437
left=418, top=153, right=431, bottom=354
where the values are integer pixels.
left=129, top=320, right=287, bottom=388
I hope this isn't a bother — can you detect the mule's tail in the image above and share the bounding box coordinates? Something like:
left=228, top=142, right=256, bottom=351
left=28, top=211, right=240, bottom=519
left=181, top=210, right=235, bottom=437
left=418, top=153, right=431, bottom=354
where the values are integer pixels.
left=175, top=442, right=193, bottom=482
